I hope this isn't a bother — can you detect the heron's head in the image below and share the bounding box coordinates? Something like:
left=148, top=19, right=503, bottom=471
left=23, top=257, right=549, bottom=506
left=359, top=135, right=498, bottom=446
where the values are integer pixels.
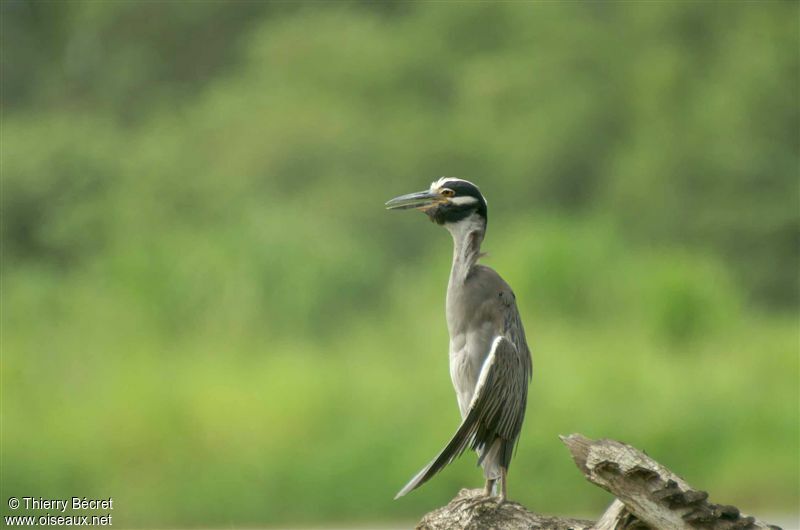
left=385, top=177, right=487, bottom=226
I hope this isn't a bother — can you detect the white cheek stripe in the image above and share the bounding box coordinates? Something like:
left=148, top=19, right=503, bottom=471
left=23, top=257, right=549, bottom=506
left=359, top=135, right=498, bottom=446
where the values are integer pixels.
left=450, top=195, right=479, bottom=206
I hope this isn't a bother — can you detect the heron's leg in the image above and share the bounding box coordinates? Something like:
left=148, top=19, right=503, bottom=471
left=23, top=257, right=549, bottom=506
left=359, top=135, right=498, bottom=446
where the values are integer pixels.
left=483, top=478, right=495, bottom=497
left=499, top=467, right=508, bottom=503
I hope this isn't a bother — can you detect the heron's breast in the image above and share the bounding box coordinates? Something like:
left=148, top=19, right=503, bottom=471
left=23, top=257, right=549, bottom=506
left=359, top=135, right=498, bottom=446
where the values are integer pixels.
left=448, top=324, right=498, bottom=412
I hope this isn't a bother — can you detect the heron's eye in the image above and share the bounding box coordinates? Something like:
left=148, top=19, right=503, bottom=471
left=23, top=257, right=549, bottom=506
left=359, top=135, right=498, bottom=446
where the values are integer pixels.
left=441, top=189, right=455, bottom=197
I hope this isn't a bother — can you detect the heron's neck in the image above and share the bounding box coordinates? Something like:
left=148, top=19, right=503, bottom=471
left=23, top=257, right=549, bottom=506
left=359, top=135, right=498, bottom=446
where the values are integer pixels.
left=446, top=213, right=486, bottom=284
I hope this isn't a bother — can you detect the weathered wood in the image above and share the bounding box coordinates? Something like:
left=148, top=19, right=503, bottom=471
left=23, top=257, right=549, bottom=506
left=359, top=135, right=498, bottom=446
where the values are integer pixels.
left=593, top=499, right=646, bottom=530
left=561, top=433, right=780, bottom=530
left=415, top=488, right=594, bottom=530
left=413, top=434, right=781, bottom=530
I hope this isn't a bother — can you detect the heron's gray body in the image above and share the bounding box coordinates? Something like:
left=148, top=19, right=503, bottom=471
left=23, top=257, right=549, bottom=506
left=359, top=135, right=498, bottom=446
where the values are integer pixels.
left=387, top=178, right=533, bottom=501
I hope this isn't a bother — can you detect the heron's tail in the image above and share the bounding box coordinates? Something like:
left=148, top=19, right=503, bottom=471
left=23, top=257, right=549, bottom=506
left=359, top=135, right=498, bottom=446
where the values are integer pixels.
left=394, top=406, right=482, bottom=499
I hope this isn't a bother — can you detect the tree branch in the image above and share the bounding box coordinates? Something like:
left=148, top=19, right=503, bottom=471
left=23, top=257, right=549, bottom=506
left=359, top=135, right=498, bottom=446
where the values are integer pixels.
left=561, top=433, right=779, bottom=530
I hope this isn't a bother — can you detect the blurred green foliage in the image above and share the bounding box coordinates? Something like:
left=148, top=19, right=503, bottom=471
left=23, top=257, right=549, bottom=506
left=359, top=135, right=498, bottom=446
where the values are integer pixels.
left=2, top=1, right=798, bottom=527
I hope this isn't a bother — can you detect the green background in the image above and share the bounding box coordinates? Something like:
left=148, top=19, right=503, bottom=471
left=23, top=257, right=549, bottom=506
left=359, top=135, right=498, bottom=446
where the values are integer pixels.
left=2, top=1, right=798, bottom=527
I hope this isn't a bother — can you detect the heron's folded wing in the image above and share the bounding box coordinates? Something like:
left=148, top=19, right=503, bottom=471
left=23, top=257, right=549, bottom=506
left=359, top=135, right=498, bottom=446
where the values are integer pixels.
left=395, top=336, right=526, bottom=498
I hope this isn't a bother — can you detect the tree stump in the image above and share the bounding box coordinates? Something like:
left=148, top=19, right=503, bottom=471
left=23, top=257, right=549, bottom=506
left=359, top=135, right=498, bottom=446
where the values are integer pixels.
left=415, top=488, right=594, bottom=530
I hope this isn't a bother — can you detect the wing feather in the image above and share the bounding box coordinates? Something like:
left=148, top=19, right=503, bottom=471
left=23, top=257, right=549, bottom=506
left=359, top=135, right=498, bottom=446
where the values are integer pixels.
left=395, top=336, right=527, bottom=498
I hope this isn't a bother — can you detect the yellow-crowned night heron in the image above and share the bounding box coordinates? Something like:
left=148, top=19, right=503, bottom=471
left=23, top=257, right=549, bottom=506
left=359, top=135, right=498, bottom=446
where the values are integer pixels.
left=386, top=178, right=533, bottom=502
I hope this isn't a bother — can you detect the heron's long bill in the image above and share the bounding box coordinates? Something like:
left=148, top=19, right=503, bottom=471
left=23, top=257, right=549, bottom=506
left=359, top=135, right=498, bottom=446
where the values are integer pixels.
left=385, top=190, right=443, bottom=210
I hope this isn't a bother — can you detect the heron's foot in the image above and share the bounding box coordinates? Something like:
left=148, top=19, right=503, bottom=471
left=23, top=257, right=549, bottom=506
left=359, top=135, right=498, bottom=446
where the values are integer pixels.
left=499, top=466, right=508, bottom=504
left=482, top=479, right=507, bottom=506
left=483, top=478, right=496, bottom=497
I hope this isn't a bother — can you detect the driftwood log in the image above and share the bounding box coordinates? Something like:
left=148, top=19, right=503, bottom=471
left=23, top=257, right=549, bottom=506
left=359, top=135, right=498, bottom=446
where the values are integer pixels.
left=415, top=433, right=781, bottom=530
